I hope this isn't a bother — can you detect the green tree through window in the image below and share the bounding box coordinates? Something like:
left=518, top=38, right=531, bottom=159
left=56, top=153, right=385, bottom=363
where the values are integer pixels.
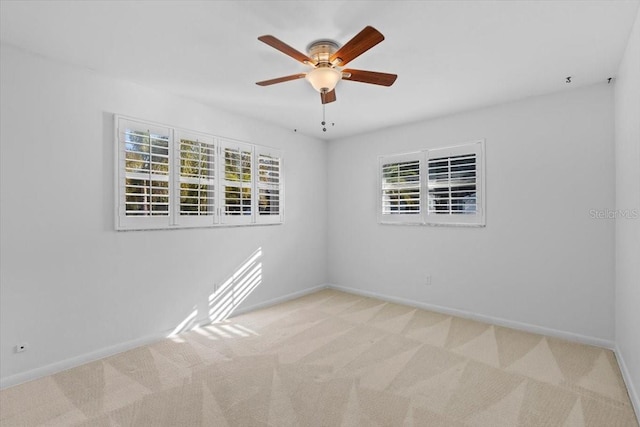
left=180, top=138, right=215, bottom=216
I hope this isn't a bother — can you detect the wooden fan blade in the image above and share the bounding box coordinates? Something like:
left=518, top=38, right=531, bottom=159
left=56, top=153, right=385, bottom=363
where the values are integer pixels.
left=321, top=89, right=337, bottom=104
left=330, top=26, right=384, bottom=66
left=342, top=69, right=397, bottom=86
left=256, top=73, right=306, bottom=86
left=258, top=35, right=314, bottom=64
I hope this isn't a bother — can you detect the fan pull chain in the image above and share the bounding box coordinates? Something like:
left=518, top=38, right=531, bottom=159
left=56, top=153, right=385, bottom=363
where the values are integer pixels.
left=321, top=104, right=327, bottom=132
left=320, top=103, right=335, bottom=133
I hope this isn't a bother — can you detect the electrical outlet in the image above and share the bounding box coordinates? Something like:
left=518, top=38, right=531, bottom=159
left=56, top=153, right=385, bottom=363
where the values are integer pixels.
left=425, top=275, right=432, bottom=286
left=15, top=342, right=28, bottom=353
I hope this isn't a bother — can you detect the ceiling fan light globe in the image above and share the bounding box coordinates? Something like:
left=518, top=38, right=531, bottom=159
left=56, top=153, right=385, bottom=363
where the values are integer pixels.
left=306, top=67, right=341, bottom=93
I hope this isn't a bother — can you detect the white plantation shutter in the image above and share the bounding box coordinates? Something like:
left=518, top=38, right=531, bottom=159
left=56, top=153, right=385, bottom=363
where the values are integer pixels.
left=115, top=115, right=285, bottom=230
left=427, top=154, right=476, bottom=214
left=221, top=140, right=254, bottom=224
left=378, top=140, right=485, bottom=227
left=256, top=147, right=284, bottom=224
left=176, top=131, right=217, bottom=226
left=379, top=152, right=424, bottom=224
left=117, top=118, right=172, bottom=229
left=426, top=141, right=485, bottom=226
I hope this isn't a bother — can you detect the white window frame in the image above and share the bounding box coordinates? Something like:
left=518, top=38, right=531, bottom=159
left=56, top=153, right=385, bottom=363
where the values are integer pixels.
left=174, top=129, right=218, bottom=227
left=220, top=139, right=255, bottom=226
left=426, top=140, right=485, bottom=227
left=378, top=140, right=485, bottom=227
left=378, top=152, right=424, bottom=224
left=116, top=117, right=174, bottom=230
left=255, top=146, right=284, bottom=224
left=114, top=115, right=284, bottom=231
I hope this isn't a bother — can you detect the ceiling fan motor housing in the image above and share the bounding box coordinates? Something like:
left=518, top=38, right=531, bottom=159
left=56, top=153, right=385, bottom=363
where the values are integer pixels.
left=306, top=39, right=340, bottom=65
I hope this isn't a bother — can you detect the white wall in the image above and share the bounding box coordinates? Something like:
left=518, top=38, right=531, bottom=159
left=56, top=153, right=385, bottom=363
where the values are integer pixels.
left=0, top=45, right=327, bottom=385
left=614, top=6, right=640, bottom=414
left=0, top=39, right=628, bottom=391
left=327, top=84, right=615, bottom=344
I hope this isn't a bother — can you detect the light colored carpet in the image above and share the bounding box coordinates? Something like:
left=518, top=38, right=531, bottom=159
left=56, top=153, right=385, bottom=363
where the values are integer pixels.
left=1, top=289, right=637, bottom=426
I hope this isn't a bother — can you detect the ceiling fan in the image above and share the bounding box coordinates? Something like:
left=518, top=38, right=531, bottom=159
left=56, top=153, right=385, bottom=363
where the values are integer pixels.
left=256, top=26, right=397, bottom=104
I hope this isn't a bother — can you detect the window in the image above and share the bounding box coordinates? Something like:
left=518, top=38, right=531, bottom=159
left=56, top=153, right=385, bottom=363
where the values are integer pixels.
left=117, top=118, right=172, bottom=229
left=379, top=152, right=423, bottom=224
left=115, top=115, right=283, bottom=230
left=221, top=141, right=253, bottom=225
left=426, top=142, right=484, bottom=226
left=176, top=131, right=217, bottom=226
left=257, top=147, right=284, bottom=224
left=379, top=140, right=485, bottom=226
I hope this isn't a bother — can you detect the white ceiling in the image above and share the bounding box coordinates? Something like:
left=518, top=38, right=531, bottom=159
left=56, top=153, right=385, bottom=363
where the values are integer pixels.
left=1, top=1, right=638, bottom=141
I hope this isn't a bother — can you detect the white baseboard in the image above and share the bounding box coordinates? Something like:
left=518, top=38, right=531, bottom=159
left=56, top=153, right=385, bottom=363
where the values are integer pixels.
left=616, top=345, right=640, bottom=420
left=0, top=331, right=167, bottom=390
left=326, top=283, right=615, bottom=349
left=0, top=284, right=327, bottom=390
left=229, top=284, right=328, bottom=317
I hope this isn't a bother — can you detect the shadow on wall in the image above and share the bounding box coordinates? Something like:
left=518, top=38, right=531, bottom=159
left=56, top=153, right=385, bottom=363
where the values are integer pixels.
left=167, top=247, right=263, bottom=338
